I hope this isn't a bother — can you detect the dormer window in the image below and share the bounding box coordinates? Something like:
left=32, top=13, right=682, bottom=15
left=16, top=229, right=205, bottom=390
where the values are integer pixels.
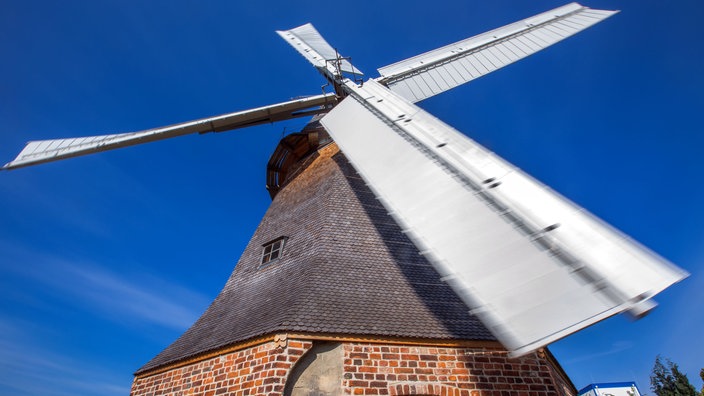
left=261, top=237, right=287, bottom=265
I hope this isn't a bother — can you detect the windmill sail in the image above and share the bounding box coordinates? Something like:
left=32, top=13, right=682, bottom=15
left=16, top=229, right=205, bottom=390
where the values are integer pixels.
left=277, top=23, right=363, bottom=78
left=320, top=79, right=687, bottom=356
left=3, top=93, right=335, bottom=170
left=377, top=2, right=618, bottom=102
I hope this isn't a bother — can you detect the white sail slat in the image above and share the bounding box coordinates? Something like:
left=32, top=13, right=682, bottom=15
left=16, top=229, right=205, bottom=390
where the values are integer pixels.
left=376, top=3, right=618, bottom=103
left=276, top=23, right=363, bottom=77
left=3, top=93, right=336, bottom=170
left=494, top=42, right=521, bottom=62
left=321, top=79, right=687, bottom=356
left=447, top=61, right=470, bottom=81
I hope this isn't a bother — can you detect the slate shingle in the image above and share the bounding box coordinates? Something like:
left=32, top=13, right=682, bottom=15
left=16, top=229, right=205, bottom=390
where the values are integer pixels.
left=136, top=138, right=494, bottom=374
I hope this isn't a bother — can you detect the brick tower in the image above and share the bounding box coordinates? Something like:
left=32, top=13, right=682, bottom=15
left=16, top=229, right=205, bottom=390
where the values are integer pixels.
left=130, top=124, right=576, bottom=396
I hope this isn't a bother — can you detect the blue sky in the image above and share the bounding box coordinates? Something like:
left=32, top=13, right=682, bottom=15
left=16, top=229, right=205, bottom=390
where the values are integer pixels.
left=0, top=0, right=702, bottom=395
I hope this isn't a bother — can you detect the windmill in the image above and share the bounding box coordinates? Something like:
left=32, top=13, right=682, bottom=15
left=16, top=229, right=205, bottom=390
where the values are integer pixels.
left=3, top=2, right=688, bottom=394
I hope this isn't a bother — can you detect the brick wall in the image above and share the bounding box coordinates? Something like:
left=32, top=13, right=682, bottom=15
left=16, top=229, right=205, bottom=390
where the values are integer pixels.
left=342, top=343, right=571, bottom=396
left=130, top=338, right=313, bottom=396
left=132, top=338, right=573, bottom=396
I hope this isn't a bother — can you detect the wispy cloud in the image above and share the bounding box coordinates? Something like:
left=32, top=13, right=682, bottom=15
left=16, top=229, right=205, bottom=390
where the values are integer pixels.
left=0, top=160, right=161, bottom=241
left=58, top=262, right=210, bottom=330
left=0, top=240, right=210, bottom=330
left=562, top=340, right=634, bottom=364
left=0, top=333, right=129, bottom=396
left=0, top=242, right=212, bottom=395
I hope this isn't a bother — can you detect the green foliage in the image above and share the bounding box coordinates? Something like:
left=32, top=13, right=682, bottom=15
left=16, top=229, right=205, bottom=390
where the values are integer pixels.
left=650, top=356, right=698, bottom=396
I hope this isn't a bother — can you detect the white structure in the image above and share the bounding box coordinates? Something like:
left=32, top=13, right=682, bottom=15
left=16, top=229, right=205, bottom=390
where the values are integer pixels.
left=579, top=382, right=643, bottom=396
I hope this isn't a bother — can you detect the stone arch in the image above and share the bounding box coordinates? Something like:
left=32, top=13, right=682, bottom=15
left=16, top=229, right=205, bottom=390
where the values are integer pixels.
left=284, top=341, right=343, bottom=396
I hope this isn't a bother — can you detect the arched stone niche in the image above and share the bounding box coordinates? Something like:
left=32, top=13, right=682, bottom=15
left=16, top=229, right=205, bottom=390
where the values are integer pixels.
left=284, top=341, right=343, bottom=396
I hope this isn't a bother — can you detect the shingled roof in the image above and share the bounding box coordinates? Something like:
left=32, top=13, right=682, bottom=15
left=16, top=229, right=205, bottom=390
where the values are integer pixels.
left=136, top=131, right=494, bottom=374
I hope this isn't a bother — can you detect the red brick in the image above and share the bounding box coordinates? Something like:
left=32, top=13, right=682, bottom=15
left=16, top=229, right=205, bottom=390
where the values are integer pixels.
left=133, top=341, right=574, bottom=396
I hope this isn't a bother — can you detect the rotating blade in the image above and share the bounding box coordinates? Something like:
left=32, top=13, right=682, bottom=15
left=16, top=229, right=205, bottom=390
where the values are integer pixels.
left=321, top=79, right=687, bottom=356
left=3, top=93, right=336, bottom=170
left=277, top=23, right=363, bottom=78
left=377, top=2, right=618, bottom=102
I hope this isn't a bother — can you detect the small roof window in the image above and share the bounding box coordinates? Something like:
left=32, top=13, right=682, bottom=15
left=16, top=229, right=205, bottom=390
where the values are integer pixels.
left=261, top=236, right=287, bottom=266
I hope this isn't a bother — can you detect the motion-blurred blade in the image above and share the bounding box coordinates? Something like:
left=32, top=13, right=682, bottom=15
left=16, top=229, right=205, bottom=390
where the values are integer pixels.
left=321, top=79, right=687, bottom=356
